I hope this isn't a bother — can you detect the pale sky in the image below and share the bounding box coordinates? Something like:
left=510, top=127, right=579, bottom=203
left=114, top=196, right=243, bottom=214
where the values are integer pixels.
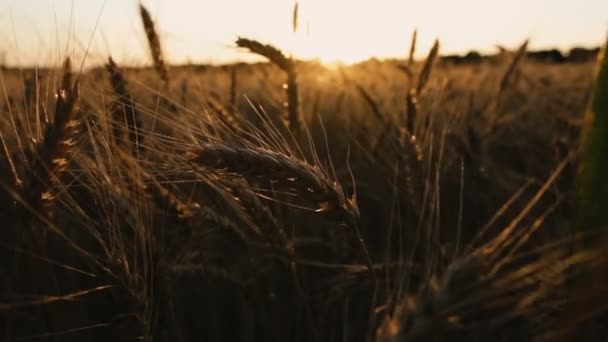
left=0, top=0, right=607, bottom=67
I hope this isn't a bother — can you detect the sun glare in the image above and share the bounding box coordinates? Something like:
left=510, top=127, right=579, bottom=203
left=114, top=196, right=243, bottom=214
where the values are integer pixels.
left=287, top=34, right=367, bottom=66
left=266, top=0, right=410, bottom=65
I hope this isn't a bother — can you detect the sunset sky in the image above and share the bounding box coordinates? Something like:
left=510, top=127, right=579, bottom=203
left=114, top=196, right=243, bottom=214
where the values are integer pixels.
left=0, top=0, right=607, bottom=67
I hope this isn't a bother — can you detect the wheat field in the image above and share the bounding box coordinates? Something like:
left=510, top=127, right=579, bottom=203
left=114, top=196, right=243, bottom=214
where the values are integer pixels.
left=0, top=4, right=607, bottom=341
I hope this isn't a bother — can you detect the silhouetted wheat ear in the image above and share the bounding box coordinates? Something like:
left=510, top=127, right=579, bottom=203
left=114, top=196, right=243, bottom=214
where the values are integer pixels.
left=190, top=143, right=375, bottom=283
left=416, top=39, right=439, bottom=95
left=499, top=39, right=529, bottom=92
left=106, top=56, right=142, bottom=151
left=235, top=37, right=301, bottom=132
left=408, top=29, right=417, bottom=66
left=189, top=143, right=358, bottom=223
left=356, top=84, right=384, bottom=122
left=486, top=39, right=529, bottom=133
left=397, top=39, right=438, bottom=159
left=292, top=1, right=299, bottom=33
left=399, top=39, right=438, bottom=144
left=236, top=37, right=291, bottom=72
left=139, top=4, right=169, bottom=87
left=23, top=57, right=79, bottom=219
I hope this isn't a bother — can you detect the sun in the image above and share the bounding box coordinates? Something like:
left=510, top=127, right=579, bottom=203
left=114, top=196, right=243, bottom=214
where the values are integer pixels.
left=260, top=0, right=400, bottom=66
left=276, top=22, right=375, bottom=66
left=289, top=34, right=366, bottom=66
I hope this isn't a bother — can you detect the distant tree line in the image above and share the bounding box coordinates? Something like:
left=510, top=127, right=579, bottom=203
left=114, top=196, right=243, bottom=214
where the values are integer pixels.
left=441, top=46, right=600, bottom=65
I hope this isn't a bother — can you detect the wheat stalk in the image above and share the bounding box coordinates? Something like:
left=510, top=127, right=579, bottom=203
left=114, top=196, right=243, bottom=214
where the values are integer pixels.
left=416, top=39, right=439, bottom=96
left=139, top=4, right=169, bottom=88
left=408, top=29, right=417, bottom=66
left=485, top=39, right=529, bottom=134
left=22, top=58, right=79, bottom=219
left=355, top=84, right=385, bottom=122
left=106, top=57, right=142, bottom=151
left=292, top=1, right=299, bottom=33
left=236, top=37, right=301, bottom=132
left=499, top=40, right=529, bottom=94
left=236, top=38, right=291, bottom=72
